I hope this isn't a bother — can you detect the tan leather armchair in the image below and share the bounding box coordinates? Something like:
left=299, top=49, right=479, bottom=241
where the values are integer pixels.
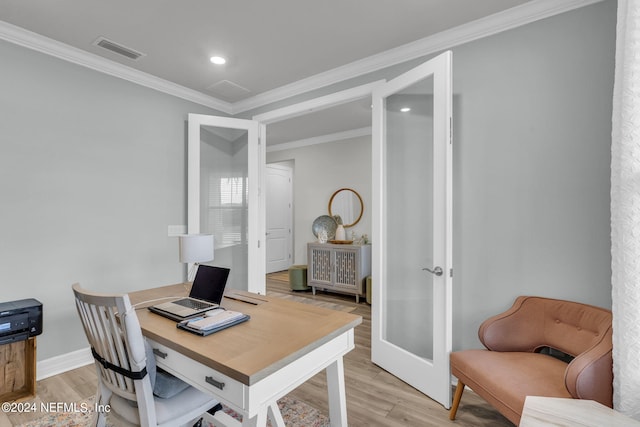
left=449, top=296, right=613, bottom=425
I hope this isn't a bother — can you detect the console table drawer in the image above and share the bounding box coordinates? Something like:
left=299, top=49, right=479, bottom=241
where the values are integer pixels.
left=148, top=340, right=245, bottom=409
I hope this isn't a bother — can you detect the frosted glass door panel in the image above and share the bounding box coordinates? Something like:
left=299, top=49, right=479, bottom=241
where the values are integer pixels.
left=385, top=77, right=435, bottom=360
left=372, top=50, right=452, bottom=408
left=200, top=126, right=248, bottom=290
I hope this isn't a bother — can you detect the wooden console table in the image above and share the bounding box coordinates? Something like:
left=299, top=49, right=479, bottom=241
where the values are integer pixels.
left=307, top=242, right=371, bottom=303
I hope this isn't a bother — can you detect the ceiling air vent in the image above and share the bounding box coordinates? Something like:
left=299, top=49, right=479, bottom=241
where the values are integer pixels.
left=93, top=37, right=146, bottom=60
left=206, top=80, right=251, bottom=103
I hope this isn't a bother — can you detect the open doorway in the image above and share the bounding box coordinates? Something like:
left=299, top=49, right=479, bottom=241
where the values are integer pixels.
left=255, top=83, right=377, bottom=273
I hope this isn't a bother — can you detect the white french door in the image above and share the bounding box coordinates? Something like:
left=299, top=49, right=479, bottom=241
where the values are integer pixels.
left=371, top=51, right=453, bottom=408
left=187, top=114, right=266, bottom=294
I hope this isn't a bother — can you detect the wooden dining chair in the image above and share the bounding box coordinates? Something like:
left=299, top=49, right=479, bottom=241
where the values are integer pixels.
left=72, top=283, right=220, bottom=427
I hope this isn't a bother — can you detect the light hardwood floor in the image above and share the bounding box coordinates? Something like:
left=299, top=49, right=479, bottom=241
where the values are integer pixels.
left=1, top=273, right=512, bottom=426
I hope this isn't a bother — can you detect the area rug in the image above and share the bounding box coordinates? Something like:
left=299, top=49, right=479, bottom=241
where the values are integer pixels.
left=16, top=395, right=329, bottom=427
left=212, top=396, right=329, bottom=427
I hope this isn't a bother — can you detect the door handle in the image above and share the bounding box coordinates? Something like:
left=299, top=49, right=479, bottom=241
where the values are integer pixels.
left=422, top=266, right=443, bottom=276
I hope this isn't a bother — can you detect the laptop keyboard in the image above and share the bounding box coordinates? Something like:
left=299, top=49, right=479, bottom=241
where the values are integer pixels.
left=173, top=299, right=213, bottom=310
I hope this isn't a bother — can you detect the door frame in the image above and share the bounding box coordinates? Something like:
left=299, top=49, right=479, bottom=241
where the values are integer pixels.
left=253, top=80, right=383, bottom=270
left=188, top=83, right=382, bottom=294
left=371, top=50, right=453, bottom=408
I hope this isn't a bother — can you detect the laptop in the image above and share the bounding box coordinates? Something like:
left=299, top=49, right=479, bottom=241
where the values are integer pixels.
left=148, top=265, right=230, bottom=321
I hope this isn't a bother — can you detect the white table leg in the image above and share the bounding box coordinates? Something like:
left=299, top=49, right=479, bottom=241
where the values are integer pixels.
left=326, top=357, right=347, bottom=427
left=241, top=402, right=284, bottom=427
left=242, top=406, right=267, bottom=427
left=267, top=401, right=286, bottom=427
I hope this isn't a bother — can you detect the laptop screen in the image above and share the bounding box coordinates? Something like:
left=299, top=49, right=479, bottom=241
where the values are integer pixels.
left=189, top=265, right=230, bottom=304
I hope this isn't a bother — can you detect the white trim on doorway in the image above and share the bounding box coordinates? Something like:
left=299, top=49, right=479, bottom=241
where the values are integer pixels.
left=266, top=127, right=372, bottom=153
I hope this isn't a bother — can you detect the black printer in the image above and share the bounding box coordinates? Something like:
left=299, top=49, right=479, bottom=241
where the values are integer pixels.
left=0, top=298, right=43, bottom=345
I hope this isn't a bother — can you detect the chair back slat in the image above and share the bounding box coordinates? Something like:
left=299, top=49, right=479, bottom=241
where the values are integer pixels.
left=72, top=283, right=138, bottom=400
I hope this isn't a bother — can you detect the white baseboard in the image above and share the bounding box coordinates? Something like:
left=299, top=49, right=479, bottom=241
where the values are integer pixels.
left=37, top=347, right=93, bottom=381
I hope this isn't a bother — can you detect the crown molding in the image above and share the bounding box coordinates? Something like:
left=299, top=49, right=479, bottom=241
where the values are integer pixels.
left=0, top=20, right=233, bottom=114
left=232, top=0, right=605, bottom=114
left=1, top=0, right=604, bottom=116
left=266, top=127, right=372, bottom=153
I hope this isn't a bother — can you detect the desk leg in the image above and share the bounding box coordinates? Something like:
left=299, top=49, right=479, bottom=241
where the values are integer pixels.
left=326, top=356, right=347, bottom=427
left=242, top=407, right=266, bottom=427
left=242, top=401, right=284, bottom=427
left=267, top=401, right=285, bottom=427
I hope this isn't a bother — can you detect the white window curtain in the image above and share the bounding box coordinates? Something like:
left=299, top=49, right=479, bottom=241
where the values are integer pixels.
left=611, top=0, right=640, bottom=419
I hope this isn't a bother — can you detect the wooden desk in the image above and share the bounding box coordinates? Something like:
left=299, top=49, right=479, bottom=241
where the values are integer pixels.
left=520, top=396, right=640, bottom=427
left=129, top=284, right=362, bottom=427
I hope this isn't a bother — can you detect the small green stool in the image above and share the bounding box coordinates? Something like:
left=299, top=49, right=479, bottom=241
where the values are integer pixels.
left=288, top=265, right=309, bottom=291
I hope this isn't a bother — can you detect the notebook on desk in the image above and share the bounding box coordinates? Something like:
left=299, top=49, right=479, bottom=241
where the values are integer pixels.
left=148, top=265, right=230, bottom=321
left=177, top=309, right=250, bottom=336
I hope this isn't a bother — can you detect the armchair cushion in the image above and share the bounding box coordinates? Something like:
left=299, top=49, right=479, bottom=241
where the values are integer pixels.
left=451, top=350, right=571, bottom=423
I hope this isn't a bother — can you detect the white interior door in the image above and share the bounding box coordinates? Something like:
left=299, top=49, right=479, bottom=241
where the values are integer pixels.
left=187, top=114, right=265, bottom=294
left=371, top=51, right=453, bottom=408
left=266, top=163, right=293, bottom=273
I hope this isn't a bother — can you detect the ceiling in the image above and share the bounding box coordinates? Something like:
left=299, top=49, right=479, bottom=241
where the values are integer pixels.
left=0, top=0, right=594, bottom=146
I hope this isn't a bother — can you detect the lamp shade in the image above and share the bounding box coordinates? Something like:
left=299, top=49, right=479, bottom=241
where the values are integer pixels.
left=178, top=234, right=214, bottom=264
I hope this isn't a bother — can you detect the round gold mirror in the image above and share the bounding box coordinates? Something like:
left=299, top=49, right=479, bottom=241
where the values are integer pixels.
left=328, top=188, right=364, bottom=228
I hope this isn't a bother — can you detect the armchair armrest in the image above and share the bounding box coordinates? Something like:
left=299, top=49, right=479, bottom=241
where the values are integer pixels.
left=564, top=326, right=613, bottom=407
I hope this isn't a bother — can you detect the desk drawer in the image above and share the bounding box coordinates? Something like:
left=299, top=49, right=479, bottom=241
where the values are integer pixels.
left=148, top=340, right=245, bottom=409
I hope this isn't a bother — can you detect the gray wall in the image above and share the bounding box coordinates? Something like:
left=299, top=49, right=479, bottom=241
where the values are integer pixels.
left=451, top=0, right=615, bottom=349
left=265, top=0, right=616, bottom=350
left=0, top=0, right=615, bottom=363
left=0, top=39, right=223, bottom=360
left=267, top=136, right=372, bottom=264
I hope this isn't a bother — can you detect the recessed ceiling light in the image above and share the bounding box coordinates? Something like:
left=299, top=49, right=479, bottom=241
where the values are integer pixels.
left=400, top=107, right=411, bottom=112
left=210, top=56, right=227, bottom=65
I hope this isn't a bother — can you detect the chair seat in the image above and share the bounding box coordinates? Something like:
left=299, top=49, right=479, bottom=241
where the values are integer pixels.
left=109, top=382, right=215, bottom=426
left=451, top=349, right=571, bottom=423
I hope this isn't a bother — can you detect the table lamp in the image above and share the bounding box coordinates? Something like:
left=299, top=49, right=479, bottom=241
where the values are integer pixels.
left=179, top=234, right=214, bottom=281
